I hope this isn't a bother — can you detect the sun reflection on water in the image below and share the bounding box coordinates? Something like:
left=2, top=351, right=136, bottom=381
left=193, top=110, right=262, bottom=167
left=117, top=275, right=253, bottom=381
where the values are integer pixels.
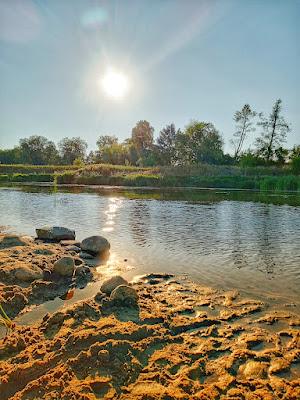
left=102, top=197, right=122, bottom=233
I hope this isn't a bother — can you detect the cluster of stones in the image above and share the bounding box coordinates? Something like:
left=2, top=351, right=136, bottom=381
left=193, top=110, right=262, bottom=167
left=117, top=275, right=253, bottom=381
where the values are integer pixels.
left=99, top=275, right=138, bottom=306
left=35, top=226, right=110, bottom=279
left=35, top=226, right=138, bottom=307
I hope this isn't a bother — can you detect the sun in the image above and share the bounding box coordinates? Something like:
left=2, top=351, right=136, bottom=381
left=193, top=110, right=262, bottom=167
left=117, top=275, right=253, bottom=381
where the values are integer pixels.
left=101, top=69, right=129, bottom=99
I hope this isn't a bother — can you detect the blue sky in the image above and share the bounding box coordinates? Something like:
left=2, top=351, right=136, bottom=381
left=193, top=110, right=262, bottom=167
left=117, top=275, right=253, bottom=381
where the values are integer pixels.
left=0, top=0, right=299, bottom=153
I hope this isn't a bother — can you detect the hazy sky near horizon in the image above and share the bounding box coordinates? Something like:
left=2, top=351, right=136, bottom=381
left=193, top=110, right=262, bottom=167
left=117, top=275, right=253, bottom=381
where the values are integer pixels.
left=0, top=0, right=299, bottom=153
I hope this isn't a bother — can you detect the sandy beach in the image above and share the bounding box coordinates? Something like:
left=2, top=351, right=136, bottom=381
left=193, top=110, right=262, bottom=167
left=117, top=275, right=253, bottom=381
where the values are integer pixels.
left=0, top=233, right=299, bottom=399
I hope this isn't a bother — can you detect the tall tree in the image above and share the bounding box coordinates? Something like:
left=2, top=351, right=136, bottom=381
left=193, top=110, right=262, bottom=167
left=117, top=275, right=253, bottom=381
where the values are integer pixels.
left=95, top=135, right=119, bottom=163
left=131, top=120, right=154, bottom=156
left=256, top=99, right=290, bottom=161
left=231, top=104, right=256, bottom=159
left=86, top=150, right=96, bottom=164
left=58, top=137, right=87, bottom=165
left=157, top=123, right=179, bottom=165
left=124, top=138, right=139, bottom=165
left=99, top=143, right=128, bottom=165
left=19, top=135, right=59, bottom=165
left=96, top=135, right=118, bottom=149
left=178, top=121, right=224, bottom=165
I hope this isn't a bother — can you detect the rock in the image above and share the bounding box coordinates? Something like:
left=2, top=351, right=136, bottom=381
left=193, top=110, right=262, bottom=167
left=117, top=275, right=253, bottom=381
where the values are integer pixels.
left=14, top=264, right=43, bottom=282
left=100, top=275, right=129, bottom=295
left=43, top=269, right=52, bottom=281
left=53, top=257, right=75, bottom=277
left=0, top=235, right=29, bottom=249
left=31, top=280, right=54, bottom=297
left=110, top=285, right=138, bottom=306
left=94, top=292, right=106, bottom=302
left=66, top=245, right=81, bottom=253
left=33, top=248, right=54, bottom=255
left=74, top=258, right=83, bottom=266
left=75, top=265, right=91, bottom=277
left=1, top=291, right=28, bottom=318
left=36, top=226, right=75, bottom=241
left=79, top=251, right=94, bottom=259
left=60, top=240, right=81, bottom=246
left=81, top=235, right=110, bottom=256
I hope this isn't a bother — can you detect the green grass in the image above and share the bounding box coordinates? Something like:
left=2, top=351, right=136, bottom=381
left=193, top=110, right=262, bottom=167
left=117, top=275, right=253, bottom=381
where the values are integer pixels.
left=0, top=163, right=299, bottom=191
left=159, top=164, right=291, bottom=177
left=55, top=171, right=300, bottom=191
left=0, top=162, right=294, bottom=176
left=78, top=163, right=156, bottom=175
left=0, top=164, right=79, bottom=174
left=0, top=173, right=54, bottom=182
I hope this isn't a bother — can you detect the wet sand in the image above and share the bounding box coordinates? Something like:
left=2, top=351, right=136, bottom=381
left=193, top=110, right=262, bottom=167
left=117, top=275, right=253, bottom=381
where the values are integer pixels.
left=0, top=234, right=299, bottom=399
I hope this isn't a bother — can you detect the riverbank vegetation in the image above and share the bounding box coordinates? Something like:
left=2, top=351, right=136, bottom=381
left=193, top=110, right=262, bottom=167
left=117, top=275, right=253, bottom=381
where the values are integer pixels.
left=0, top=165, right=299, bottom=191
left=0, top=99, right=299, bottom=190
left=1, top=99, right=299, bottom=169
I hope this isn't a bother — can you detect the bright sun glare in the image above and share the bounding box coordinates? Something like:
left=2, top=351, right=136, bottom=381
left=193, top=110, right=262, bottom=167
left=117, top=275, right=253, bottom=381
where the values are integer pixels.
left=101, top=70, right=129, bottom=99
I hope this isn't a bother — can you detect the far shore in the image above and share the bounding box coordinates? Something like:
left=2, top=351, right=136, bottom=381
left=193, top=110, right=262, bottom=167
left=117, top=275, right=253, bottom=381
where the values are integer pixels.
left=0, top=162, right=299, bottom=192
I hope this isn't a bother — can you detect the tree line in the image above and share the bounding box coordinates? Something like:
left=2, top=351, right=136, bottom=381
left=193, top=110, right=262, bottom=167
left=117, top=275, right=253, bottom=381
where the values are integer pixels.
left=0, top=99, right=299, bottom=169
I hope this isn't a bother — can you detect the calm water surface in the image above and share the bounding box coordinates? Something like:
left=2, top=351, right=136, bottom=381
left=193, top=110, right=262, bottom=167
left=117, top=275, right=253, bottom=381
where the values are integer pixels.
left=0, top=185, right=299, bottom=309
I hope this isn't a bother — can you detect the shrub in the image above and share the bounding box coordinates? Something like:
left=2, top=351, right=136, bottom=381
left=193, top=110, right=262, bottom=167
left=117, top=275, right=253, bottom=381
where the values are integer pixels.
left=291, top=157, right=300, bottom=175
left=0, top=173, right=54, bottom=182
left=239, top=153, right=265, bottom=168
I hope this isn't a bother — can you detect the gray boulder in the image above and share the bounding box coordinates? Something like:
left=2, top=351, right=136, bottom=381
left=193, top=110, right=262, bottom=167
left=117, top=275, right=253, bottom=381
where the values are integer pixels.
left=60, top=239, right=81, bottom=246
left=110, top=285, right=138, bottom=306
left=66, top=245, right=81, bottom=253
left=36, top=226, right=75, bottom=241
left=75, top=265, right=91, bottom=277
left=53, top=256, right=75, bottom=277
left=79, top=251, right=94, bottom=259
left=81, top=235, right=110, bottom=255
left=100, top=275, right=128, bottom=295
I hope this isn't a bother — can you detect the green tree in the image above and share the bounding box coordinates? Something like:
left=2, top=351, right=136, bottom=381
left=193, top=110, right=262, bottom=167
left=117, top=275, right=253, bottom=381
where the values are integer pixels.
left=86, top=150, right=96, bottom=164
left=0, top=147, right=22, bottom=164
left=274, top=146, right=288, bottom=165
left=239, top=151, right=265, bottom=167
left=58, top=137, right=87, bottom=165
left=101, top=143, right=128, bottom=165
left=157, top=123, right=179, bottom=165
left=96, top=135, right=118, bottom=149
left=131, top=120, right=154, bottom=157
left=290, top=145, right=300, bottom=174
left=19, top=135, right=59, bottom=165
left=95, top=135, right=119, bottom=163
left=256, top=99, right=290, bottom=161
left=290, top=145, right=300, bottom=159
left=231, top=104, right=256, bottom=159
left=124, top=139, right=139, bottom=165
left=178, top=121, right=224, bottom=165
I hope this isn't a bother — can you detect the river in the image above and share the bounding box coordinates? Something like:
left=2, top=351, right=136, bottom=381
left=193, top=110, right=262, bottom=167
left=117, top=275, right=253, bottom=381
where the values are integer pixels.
left=0, top=184, right=299, bottom=309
